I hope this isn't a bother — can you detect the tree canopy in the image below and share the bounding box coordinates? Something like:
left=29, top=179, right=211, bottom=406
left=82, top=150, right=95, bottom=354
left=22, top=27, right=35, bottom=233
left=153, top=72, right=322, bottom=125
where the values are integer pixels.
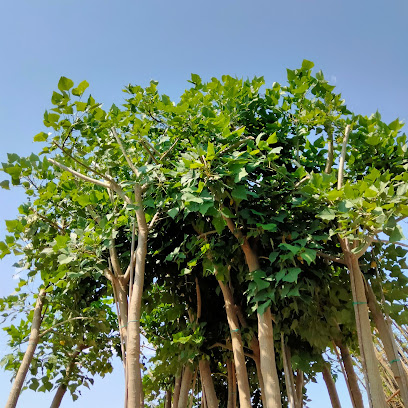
left=1, top=61, right=408, bottom=408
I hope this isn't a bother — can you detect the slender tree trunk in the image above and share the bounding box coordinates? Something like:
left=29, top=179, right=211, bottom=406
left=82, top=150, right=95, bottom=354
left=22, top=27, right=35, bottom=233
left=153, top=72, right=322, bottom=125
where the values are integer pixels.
left=218, top=280, right=251, bottom=408
left=227, top=360, right=233, bottom=408
left=322, top=363, right=342, bottom=408
left=231, top=361, right=237, bottom=408
left=165, top=389, right=172, bottom=408
left=240, top=240, right=281, bottom=408
left=281, top=335, right=296, bottom=408
left=178, top=365, right=193, bottom=408
left=199, top=360, right=218, bottom=408
left=250, top=337, right=267, bottom=408
left=334, top=338, right=364, bottom=408
left=258, top=307, right=282, bottom=408
left=365, top=280, right=408, bottom=406
left=126, top=184, right=148, bottom=408
left=49, top=348, right=82, bottom=408
left=295, top=370, right=303, bottom=408
left=340, top=243, right=387, bottom=408
left=173, top=374, right=182, bottom=408
left=6, top=288, right=46, bottom=408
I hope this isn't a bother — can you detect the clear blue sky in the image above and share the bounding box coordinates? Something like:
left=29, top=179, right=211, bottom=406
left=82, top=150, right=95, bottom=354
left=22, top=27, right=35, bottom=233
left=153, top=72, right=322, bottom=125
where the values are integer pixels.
left=1, top=0, right=407, bottom=406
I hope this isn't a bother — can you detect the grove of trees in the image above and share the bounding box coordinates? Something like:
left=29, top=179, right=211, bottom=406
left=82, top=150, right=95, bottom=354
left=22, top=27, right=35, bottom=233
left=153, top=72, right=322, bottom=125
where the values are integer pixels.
left=1, top=60, right=408, bottom=408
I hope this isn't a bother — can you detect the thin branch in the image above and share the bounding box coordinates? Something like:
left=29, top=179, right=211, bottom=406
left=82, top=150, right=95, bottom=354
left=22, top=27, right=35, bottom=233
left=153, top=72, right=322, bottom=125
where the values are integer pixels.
left=195, top=277, right=201, bottom=323
left=139, top=139, right=159, bottom=164
left=109, top=241, right=123, bottom=276
left=337, top=124, right=351, bottom=190
left=149, top=211, right=160, bottom=230
left=324, top=127, right=334, bottom=174
left=31, top=208, right=66, bottom=234
left=39, top=317, right=94, bottom=337
left=355, top=235, right=376, bottom=259
left=198, top=230, right=217, bottom=239
left=103, top=268, right=114, bottom=282
left=209, top=342, right=253, bottom=359
left=128, top=222, right=136, bottom=301
left=110, top=128, right=141, bottom=178
left=53, top=141, right=110, bottom=182
left=218, top=136, right=254, bottom=157
left=160, top=137, right=180, bottom=161
left=294, top=175, right=310, bottom=189
left=373, top=239, right=408, bottom=249
left=48, top=158, right=110, bottom=189
left=316, top=251, right=347, bottom=265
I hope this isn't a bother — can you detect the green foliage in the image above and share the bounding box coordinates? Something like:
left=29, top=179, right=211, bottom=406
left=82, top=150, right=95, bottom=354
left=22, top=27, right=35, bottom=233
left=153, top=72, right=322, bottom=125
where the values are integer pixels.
left=1, top=62, right=407, bottom=405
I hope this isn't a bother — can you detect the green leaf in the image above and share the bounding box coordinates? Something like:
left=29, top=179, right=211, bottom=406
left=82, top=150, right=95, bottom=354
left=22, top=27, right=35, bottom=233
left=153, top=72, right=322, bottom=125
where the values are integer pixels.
left=206, top=142, right=215, bottom=160
left=220, top=207, right=235, bottom=218
left=231, top=185, right=247, bottom=201
left=212, top=216, right=225, bottom=234
left=72, top=80, right=89, bottom=96
left=257, top=300, right=271, bottom=315
left=257, top=223, right=277, bottom=232
left=51, top=91, right=64, bottom=105
left=190, top=73, right=202, bottom=85
left=168, top=208, right=179, bottom=219
left=234, top=167, right=248, bottom=183
left=279, top=243, right=301, bottom=255
left=267, top=132, right=278, bottom=144
left=301, top=60, right=314, bottom=70
left=283, top=267, right=301, bottom=283
left=58, top=76, right=74, bottom=91
left=300, top=249, right=316, bottom=265
left=389, top=225, right=405, bottom=243
left=269, top=252, right=279, bottom=263
left=0, top=180, right=10, bottom=190
left=317, top=208, right=336, bottom=220
left=34, top=132, right=49, bottom=142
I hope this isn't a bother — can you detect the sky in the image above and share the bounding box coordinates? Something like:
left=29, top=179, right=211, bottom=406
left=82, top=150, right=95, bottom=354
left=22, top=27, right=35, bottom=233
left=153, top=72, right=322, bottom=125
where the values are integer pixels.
left=0, top=0, right=407, bottom=406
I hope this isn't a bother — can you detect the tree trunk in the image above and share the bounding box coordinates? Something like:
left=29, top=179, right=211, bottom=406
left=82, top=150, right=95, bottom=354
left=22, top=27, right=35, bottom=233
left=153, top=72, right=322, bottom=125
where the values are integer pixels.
left=199, top=360, right=218, bottom=408
left=294, top=370, right=303, bottom=408
left=173, top=374, right=182, bottom=408
left=227, top=360, right=233, bottom=408
left=250, top=337, right=267, bottom=408
left=281, top=335, right=296, bottom=408
left=231, top=361, right=237, bottom=408
left=178, top=365, right=193, bottom=408
left=165, top=389, right=172, bottom=408
left=6, top=288, right=46, bottom=408
left=340, top=243, right=387, bottom=408
left=49, top=385, right=67, bottom=408
left=218, top=280, right=251, bottom=408
left=258, top=307, right=282, bottom=408
left=126, top=184, right=148, bottom=408
left=240, top=240, right=281, bottom=408
left=334, top=338, right=364, bottom=408
left=49, top=347, right=82, bottom=408
left=365, top=280, right=408, bottom=406
left=322, top=363, right=342, bottom=408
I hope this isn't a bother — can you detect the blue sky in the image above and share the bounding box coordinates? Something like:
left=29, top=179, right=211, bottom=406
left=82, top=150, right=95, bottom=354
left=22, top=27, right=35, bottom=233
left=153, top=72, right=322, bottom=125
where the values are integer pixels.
left=0, top=0, right=407, bottom=406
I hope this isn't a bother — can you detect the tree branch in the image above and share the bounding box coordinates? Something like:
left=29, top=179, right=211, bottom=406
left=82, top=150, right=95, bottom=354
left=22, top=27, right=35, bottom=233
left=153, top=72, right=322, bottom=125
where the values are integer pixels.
left=31, top=208, right=66, bottom=235
left=48, top=159, right=110, bottom=189
left=39, top=317, right=94, bottom=337
left=53, top=141, right=110, bottom=182
left=372, top=239, right=408, bottom=249
left=316, top=251, right=347, bottom=265
left=337, top=124, right=351, bottom=190
left=209, top=342, right=253, bottom=359
left=324, top=127, right=334, bottom=174
left=110, top=128, right=141, bottom=178
left=160, top=137, right=180, bottom=161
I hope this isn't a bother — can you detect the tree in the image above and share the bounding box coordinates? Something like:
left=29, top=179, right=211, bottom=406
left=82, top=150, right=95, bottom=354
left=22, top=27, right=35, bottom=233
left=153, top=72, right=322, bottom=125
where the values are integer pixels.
left=1, top=62, right=408, bottom=408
